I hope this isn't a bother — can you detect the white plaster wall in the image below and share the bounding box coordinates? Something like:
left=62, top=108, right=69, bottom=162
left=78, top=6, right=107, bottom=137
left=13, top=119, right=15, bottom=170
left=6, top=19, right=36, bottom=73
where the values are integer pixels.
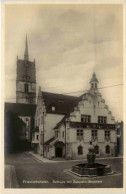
left=44, top=114, right=64, bottom=142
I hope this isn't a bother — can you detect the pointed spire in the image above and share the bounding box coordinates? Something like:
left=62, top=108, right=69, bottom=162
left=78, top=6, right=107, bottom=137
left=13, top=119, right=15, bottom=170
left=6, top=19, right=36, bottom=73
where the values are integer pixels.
left=90, top=72, right=99, bottom=83
left=24, top=34, right=29, bottom=61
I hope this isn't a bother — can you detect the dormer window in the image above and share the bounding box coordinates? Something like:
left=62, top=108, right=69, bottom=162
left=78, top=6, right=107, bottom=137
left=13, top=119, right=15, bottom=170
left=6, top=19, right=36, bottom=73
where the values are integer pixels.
left=52, top=106, right=56, bottom=111
left=48, top=104, right=57, bottom=112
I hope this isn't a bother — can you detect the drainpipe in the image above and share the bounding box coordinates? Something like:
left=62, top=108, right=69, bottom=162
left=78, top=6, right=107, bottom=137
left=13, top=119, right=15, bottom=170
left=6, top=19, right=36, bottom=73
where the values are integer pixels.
left=64, top=121, right=66, bottom=158
left=43, top=112, right=45, bottom=157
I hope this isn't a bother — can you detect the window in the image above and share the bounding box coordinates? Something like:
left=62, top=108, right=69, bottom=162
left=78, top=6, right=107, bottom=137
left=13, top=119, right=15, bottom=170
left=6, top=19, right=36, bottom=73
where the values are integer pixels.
left=91, top=83, right=94, bottom=88
left=55, top=130, right=58, bottom=138
left=106, top=145, right=110, bottom=154
left=95, top=83, right=97, bottom=88
left=49, top=104, right=57, bottom=112
left=36, top=120, right=37, bottom=127
left=94, top=145, right=99, bottom=154
left=24, top=83, right=29, bottom=92
left=36, top=134, right=39, bottom=140
left=78, top=146, right=83, bottom=155
left=52, top=106, right=56, bottom=111
left=98, top=116, right=107, bottom=124
left=62, top=131, right=64, bottom=138
left=92, top=130, right=97, bottom=140
left=77, top=129, right=83, bottom=140
left=105, top=130, right=110, bottom=141
left=81, top=115, right=91, bottom=123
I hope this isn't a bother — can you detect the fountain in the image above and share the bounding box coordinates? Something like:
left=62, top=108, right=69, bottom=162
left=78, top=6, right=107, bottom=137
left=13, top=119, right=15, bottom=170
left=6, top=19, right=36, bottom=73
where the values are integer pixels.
left=71, top=141, right=114, bottom=177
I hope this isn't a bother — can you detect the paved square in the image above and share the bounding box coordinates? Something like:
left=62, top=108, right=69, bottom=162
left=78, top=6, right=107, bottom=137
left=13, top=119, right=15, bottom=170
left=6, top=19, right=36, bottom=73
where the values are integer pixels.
left=5, top=152, right=123, bottom=188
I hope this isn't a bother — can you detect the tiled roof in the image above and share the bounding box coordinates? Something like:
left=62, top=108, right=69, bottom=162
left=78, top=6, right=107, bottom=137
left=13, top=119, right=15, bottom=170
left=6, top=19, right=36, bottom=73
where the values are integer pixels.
left=42, top=91, right=77, bottom=115
left=5, top=102, right=36, bottom=117
left=54, top=93, right=87, bottom=129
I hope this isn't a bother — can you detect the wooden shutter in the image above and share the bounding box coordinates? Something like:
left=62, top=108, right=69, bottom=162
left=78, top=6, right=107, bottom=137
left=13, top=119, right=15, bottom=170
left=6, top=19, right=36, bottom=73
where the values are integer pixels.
left=98, top=130, right=104, bottom=143
left=110, top=130, right=116, bottom=143
left=84, top=129, right=91, bottom=143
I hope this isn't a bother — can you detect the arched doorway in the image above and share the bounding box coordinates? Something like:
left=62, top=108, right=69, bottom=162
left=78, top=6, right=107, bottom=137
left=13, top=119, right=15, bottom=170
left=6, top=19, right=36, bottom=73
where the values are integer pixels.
left=54, top=141, right=65, bottom=158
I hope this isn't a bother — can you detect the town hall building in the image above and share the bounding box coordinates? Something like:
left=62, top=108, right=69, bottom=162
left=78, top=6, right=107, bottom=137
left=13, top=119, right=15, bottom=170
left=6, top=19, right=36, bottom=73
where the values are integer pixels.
left=5, top=37, right=119, bottom=157
left=32, top=72, right=117, bottom=159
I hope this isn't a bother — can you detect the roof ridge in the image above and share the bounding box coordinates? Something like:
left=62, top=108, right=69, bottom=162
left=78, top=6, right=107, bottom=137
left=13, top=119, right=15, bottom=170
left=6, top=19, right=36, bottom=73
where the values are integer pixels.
left=42, top=91, right=77, bottom=98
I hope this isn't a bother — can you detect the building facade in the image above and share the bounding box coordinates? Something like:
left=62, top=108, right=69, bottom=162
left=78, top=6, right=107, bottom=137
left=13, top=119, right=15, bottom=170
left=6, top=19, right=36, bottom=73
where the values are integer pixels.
left=16, top=36, right=36, bottom=104
left=5, top=102, right=36, bottom=153
left=32, top=73, right=117, bottom=159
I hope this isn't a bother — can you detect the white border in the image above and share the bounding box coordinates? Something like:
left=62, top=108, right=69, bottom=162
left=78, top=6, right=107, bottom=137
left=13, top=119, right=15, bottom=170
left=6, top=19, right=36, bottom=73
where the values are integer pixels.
left=1, top=1, right=126, bottom=194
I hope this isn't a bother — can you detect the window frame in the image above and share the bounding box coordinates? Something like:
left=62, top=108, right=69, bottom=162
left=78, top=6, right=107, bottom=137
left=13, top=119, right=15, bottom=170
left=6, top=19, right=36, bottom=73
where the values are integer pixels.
left=77, top=129, right=83, bottom=140
left=52, top=106, right=56, bottom=111
left=105, top=130, right=110, bottom=141
left=91, top=129, right=98, bottom=140
left=36, top=134, right=39, bottom=140
left=81, top=115, right=91, bottom=123
left=98, top=116, right=107, bottom=124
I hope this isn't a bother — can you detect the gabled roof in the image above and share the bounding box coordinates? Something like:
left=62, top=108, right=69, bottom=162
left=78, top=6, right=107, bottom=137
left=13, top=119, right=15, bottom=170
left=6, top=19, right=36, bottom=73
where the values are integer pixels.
left=54, top=93, right=87, bottom=129
left=5, top=102, right=36, bottom=117
left=42, top=91, right=77, bottom=115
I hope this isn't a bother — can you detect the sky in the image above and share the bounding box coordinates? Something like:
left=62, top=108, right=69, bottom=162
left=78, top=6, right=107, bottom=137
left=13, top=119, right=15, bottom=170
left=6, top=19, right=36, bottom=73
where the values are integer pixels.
left=4, top=4, right=123, bottom=121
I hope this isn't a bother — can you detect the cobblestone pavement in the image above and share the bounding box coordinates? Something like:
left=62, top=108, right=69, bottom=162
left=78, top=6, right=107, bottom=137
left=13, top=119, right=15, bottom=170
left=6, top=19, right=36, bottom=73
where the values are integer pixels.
left=5, top=152, right=123, bottom=188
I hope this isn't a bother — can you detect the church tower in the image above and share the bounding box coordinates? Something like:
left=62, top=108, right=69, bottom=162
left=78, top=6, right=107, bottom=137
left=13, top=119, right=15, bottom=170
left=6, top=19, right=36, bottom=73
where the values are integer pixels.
left=16, top=36, right=36, bottom=104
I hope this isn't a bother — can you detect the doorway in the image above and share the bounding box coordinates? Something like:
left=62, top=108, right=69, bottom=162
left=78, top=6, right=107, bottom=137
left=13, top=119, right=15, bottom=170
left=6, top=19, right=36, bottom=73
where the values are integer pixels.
left=54, top=141, right=65, bottom=158
left=55, top=147, right=62, bottom=157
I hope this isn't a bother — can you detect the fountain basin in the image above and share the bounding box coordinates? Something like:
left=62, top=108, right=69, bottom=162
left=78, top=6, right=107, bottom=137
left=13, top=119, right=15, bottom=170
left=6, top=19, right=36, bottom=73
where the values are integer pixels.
left=72, top=163, right=112, bottom=176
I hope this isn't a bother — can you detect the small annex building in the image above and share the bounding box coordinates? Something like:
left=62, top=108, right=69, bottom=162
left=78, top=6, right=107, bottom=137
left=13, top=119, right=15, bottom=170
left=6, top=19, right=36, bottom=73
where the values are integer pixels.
left=32, top=72, right=117, bottom=159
